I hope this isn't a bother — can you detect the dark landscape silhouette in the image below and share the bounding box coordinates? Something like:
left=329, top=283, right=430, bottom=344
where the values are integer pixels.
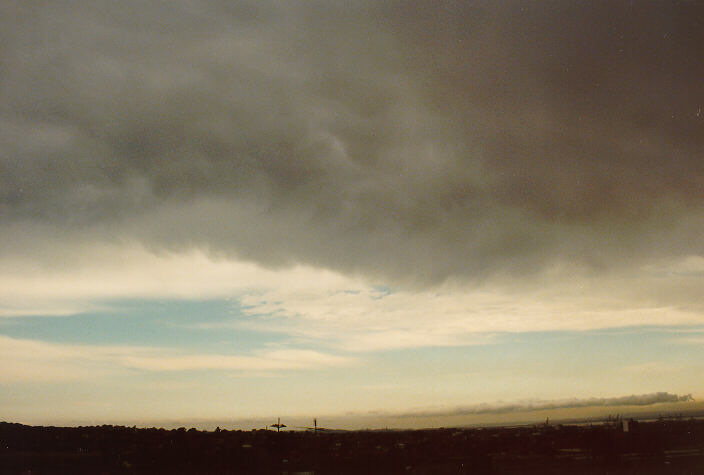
left=3, top=416, right=704, bottom=473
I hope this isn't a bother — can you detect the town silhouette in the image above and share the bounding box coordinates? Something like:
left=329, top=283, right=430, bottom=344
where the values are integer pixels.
left=3, top=415, right=704, bottom=473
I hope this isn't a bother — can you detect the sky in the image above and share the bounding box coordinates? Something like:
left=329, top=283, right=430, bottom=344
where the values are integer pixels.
left=2, top=0, right=704, bottom=429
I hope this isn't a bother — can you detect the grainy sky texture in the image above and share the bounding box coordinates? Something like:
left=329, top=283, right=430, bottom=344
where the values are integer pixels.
left=1, top=1, right=704, bottom=427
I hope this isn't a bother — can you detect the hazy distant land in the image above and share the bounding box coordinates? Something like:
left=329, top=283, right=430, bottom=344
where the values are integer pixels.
left=34, top=397, right=702, bottom=432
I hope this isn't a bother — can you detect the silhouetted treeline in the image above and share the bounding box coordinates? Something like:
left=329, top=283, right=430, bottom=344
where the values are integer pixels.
left=2, top=418, right=704, bottom=473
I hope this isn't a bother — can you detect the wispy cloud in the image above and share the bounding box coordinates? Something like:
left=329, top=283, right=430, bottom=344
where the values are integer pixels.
left=234, top=279, right=704, bottom=352
left=670, top=337, right=704, bottom=345
left=0, top=335, right=353, bottom=383
left=620, top=362, right=685, bottom=376
left=0, top=245, right=356, bottom=317
left=122, top=349, right=353, bottom=372
left=3, top=246, right=704, bottom=354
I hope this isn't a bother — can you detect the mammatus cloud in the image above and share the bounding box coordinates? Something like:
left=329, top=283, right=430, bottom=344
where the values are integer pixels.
left=396, top=393, right=695, bottom=418
left=2, top=1, right=704, bottom=286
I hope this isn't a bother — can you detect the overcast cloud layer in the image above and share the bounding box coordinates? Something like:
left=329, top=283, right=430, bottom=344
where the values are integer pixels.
left=2, top=1, right=704, bottom=285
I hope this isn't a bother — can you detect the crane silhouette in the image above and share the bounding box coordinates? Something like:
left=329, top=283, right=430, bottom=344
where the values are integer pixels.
left=271, top=417, right=286, bottom=432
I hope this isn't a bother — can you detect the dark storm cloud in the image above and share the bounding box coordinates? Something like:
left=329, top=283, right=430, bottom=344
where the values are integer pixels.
left=2, top=1, right=704, bottom=282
